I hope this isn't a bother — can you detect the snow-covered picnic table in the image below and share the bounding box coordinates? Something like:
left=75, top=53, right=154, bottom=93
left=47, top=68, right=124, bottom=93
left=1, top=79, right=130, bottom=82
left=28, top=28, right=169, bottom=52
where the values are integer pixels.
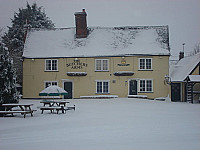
left=0, top=103, right=36, bottom=118
left=40, top=100, right=75, bottom=114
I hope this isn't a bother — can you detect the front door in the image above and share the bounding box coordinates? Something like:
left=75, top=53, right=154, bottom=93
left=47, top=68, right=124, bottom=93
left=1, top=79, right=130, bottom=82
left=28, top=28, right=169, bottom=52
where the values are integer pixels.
left=64, top=82, right=72, bottom=99
left=171, top=83, right=181, bottom=102
left=129, top=80, right=137, bottom=95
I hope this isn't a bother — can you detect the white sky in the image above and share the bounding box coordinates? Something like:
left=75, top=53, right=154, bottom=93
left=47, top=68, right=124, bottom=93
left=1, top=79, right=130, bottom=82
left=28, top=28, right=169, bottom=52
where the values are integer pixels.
left=0, top=0, right=200, bottom=59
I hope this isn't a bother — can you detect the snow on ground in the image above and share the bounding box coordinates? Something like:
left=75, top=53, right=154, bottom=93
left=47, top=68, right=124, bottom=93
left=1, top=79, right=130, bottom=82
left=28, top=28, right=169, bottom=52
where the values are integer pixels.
left=0, top=98, right=200, bottom=150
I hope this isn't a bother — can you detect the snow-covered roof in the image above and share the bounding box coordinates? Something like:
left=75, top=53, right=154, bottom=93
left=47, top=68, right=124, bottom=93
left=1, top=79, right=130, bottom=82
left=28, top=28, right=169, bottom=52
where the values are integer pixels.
left=23, top=26, right=170, bottom=58
left=170, top=53, right=200, bottom=82
left=188, top=75, right=200, bottom=82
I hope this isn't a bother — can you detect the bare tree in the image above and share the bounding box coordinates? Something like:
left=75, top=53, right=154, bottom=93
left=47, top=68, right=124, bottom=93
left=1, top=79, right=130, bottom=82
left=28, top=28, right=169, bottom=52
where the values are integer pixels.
left=190, top=42, right=200, bottom=56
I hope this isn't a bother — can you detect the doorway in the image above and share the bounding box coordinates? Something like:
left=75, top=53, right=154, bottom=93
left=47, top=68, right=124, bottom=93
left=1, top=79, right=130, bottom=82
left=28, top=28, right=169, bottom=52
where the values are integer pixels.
left=129, top=80, right=137, bottom=95
left=64, top=82, right=73, bottom=99
left=171, top=83, right=181, bottom=102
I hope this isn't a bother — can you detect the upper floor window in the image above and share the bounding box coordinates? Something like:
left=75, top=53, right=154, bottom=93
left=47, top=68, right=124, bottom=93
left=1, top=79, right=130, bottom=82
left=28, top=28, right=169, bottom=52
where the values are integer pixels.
left=45, top=59, right=58, bottom=71
left=95, top=59, right=109, bottom=71
left=139, top=58, right=152, bottom=70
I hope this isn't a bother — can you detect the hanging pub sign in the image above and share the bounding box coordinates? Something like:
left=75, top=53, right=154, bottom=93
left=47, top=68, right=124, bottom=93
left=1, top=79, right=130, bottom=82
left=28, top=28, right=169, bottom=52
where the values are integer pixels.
left=66, top=59, right=88, bottom=69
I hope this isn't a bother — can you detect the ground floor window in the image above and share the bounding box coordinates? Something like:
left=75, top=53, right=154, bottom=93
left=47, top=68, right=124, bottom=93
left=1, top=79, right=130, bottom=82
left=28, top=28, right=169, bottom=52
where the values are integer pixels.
left=139, top=79, right=153, bottom=92
left=96, top=80, right=110, bottom=94
left=44, top=81, right=58, bottom=88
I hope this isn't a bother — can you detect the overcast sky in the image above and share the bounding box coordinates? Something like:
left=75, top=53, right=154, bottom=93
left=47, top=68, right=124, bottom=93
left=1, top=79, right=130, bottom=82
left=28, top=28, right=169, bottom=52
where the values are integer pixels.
left=0, top=0, right=200, bottom=59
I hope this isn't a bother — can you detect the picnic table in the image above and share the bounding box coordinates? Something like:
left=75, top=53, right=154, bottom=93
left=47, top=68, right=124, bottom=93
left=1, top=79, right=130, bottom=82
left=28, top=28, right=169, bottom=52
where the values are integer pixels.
left=40, top=100, right=75, bottom=114
left=0, top=103, right=36, bottom=118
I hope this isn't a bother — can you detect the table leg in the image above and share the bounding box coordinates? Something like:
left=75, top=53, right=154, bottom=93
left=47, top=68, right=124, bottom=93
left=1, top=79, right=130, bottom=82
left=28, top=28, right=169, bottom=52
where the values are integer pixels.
left=19, top=106, right=24, bottom=111
left=27, top=106, right=33, bottom=117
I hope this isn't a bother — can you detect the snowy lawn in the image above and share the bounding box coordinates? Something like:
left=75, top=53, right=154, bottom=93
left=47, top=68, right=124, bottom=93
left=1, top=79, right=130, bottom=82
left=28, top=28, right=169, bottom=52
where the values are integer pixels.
left=0, top=98, right=200, bottom=150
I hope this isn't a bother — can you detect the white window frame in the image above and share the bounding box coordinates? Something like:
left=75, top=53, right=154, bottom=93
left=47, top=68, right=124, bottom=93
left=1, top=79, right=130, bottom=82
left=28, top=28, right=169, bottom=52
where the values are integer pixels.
left=44, top=81, right=58, bottom=88
left=138, top=79, right=153, bottom=93
left=45, top=59, right=58, bottom=71
left=96, top=80, right=110, bottom=94
left=95, top=59, right=109, bottom=71
left=138, top=58, right=152, bottom=70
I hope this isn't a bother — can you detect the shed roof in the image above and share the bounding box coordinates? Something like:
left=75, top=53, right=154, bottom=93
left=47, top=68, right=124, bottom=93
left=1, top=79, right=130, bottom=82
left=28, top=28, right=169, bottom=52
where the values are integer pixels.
left=188, top=75, right=200, bottom=82
left=170, top=53, right=200, bottom=82
left=23, top=26, right=170, bottom=58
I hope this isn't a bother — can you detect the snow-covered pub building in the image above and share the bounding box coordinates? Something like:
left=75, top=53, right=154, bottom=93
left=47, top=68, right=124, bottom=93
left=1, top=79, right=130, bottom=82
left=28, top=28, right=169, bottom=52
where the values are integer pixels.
left=22, top=9, right=170, bottom=99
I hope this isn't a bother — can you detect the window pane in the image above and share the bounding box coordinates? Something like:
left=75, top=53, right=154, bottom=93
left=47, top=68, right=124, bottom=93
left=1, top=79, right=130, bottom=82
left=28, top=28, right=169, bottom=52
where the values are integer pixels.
left=46, top=60, right=51, bottom=70
left=146, top=80, right=152, bottom=91
left=96, top=60, right=101, bottom=71
left=146, top=59, right=152, bottom=69
left=103, top=60, right=108, bottom=71
left=52, top=60, right=57, bottom=70
left=97, top=82, right=102, bottom=93
left=45, top=82, right=51, bottom=88
left=52, top=82, right=57, bottom=86
left=103, top=82, right=109, bottom=93
left=140, top=80, right=145, bottom=92
left=140, top=59, right=145, bottom=69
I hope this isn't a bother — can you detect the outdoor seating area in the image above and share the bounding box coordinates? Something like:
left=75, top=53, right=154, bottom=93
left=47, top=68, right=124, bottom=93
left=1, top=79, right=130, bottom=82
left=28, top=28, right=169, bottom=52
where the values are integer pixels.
left=0, top=86, right=76, bottom=118
left=0, top=100, right=76, bottom=118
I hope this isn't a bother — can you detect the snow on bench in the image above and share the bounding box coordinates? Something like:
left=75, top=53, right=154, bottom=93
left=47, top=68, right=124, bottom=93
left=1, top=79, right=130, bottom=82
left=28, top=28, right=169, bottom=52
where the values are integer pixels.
left=128, top=95, right=147, bottom=99
left=80, top=95, right=118, bottom=99
left=66, top=105, right=76, bottom=111
left=40, top=105, right=76, bottom=114
left=40, top=107, right=60, bottom=114
left=0, top=110, right=37, bottom=118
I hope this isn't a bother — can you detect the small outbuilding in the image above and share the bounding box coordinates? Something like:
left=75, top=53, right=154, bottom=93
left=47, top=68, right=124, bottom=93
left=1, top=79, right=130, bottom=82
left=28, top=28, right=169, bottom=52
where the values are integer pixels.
left=170, top=52, right=200, bottom=102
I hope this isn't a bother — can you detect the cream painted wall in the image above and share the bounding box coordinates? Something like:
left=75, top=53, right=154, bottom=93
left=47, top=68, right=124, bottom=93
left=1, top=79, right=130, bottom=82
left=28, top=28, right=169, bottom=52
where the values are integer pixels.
left=191, top=64, right=200, bottom=100
left=23, top=56, right=169, bottom=99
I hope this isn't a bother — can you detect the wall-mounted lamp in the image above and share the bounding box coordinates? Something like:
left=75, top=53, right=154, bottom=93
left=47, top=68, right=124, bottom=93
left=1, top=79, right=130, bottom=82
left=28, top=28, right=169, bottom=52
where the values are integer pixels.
left=74, top=58, right=79, bottom=62
left=121, top=56, right=126, bottom=64
left=164, top=75, right=171, bottom=84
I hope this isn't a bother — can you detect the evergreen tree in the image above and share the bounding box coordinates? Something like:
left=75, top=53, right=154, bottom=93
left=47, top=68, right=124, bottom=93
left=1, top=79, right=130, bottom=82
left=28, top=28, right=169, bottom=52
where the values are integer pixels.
left=2, top=2, right=55, bottom=85
left=3, top=2, right=54, bottom=53
left=0, top=42, right=19, bottom=108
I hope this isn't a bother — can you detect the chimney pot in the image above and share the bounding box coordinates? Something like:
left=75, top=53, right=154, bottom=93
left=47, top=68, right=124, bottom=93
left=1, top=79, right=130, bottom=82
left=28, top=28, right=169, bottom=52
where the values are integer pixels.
left=179, top=51, right=184, bottom=60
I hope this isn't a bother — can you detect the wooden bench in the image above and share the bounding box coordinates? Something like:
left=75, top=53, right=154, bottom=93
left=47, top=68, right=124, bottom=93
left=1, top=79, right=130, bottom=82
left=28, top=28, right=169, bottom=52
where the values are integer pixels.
left=56, top=105, right=75, bottom=113
left=67, top=105, right=76, bottom=111
left=40, top=107, right=59, bottom=114
left=55, top=106, right=68, bottom=114
left=40, top=105, right=76, bottom=114
left=0, top=110, right=37, bottom=118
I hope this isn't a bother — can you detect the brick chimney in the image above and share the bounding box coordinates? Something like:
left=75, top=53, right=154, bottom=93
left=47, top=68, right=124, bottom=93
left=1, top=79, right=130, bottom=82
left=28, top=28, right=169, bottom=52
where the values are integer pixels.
left=74, top=9, right=88, bottom=38
left=179, top=51, right=184, bottom=60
